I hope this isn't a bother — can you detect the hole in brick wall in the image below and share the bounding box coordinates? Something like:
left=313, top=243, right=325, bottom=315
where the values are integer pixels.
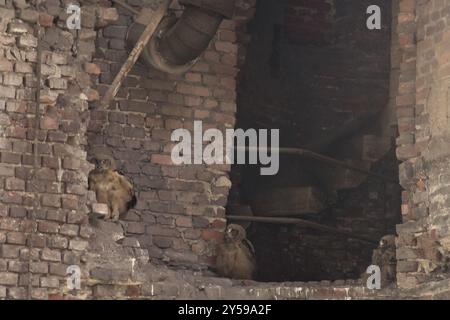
left=227, top=0, right=402, bottom=282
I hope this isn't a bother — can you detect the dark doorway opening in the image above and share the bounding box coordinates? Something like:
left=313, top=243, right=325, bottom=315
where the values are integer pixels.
left=227, top=0, right=401, bottom=282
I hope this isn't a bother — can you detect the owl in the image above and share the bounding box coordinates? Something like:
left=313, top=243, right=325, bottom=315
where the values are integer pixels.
left=371, top=234, right=397, bottom=286
left=216, top=224, right=256, bottom=280
left=88, top=154, right=136, bottom=221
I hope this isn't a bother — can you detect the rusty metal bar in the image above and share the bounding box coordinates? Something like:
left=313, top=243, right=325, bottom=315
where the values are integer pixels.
left=100, top=1, right=171, bottom=109
left=227, top=215, right=379, bottom=245
left=111, top=0, right=140, bottom=15
left=234, top=146, right=398, bottom=183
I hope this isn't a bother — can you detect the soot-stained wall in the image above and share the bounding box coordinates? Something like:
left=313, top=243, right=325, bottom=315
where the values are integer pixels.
left=228, top=0, right=401, bottom=282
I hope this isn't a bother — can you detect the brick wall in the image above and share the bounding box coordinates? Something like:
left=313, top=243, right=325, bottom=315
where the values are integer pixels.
left=395, top=0, right=450, bottom=289
left=237, top=0, right=392, bottom=146
left=87, top=0, right=257, bottom=270
left=0, top=0, right=266, bottom=300
left=1, top=0, right=450, bottom=300
left=0, top=0, right=105, bottom=299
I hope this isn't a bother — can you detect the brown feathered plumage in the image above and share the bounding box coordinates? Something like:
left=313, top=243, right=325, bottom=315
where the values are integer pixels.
left=371, top=234, right=396, bottom=286
left=216, top=224, right=256, bottom=280
left=88, top=154, right=136, bottom=221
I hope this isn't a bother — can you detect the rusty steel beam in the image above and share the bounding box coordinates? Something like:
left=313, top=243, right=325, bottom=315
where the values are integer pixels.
left=234, top=146, right=398, bottom=183
left=227, top=215, right=379, bottom=245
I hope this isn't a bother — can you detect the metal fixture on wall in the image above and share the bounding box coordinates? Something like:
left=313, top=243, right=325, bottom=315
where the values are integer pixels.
left=126, top=0, right=236, bottom=74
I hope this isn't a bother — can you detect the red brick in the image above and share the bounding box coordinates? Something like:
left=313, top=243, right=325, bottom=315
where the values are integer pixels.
left=177, top=84, right=211, bottom=97
left=151, top=154, right=174, bottom=166
left=38, top=221, right=60, bottom=234
left=84, top=63, right=101, bottom=75
left=201, top=230, right=223, bottom=241
left=39, top=13, right=54, bottom=27
left=40, top=116, right=58, bottom=130
left=5, top=178, right=25, bottom=191
left=215, top=41, right=237, bottom=53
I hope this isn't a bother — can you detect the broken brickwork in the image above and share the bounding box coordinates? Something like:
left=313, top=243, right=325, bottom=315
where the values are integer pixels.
left=395, top=0, right=450, bottom=289
left=0, top=0, right=450, bottom=300
left=0, top=0, right=107, bottom=299
left=86, top=0, right=257, bottom=270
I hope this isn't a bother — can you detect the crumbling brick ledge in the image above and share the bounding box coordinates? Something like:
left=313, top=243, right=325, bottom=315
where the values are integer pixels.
left=46, top=220, right=450, bottom=300
left=51, top=263, right=450, bottom=300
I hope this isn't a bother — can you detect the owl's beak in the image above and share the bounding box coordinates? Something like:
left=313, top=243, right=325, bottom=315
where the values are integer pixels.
left=224, top=228, right=232, bottom=239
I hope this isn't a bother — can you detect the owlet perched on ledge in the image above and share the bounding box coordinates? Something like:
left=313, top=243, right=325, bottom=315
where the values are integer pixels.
left=216, top=224, right=256, bottom=280
left=88, top=154, right=136, bottom=222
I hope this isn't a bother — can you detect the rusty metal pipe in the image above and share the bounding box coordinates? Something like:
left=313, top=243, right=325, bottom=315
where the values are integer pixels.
left=127, top=0, right=235, bottom=74
left=158, top=6, right=223, bottom=65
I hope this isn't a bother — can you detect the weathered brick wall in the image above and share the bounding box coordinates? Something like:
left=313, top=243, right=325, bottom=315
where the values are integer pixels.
left=396, top=0, right=450, bottom=289
left=2, top=0, right=450, bottom=300
left=0, top=0, right=108, bottom=299
left=237, top=0, right=392, bottom=147
left=86, top=0, right=257, bottom=270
